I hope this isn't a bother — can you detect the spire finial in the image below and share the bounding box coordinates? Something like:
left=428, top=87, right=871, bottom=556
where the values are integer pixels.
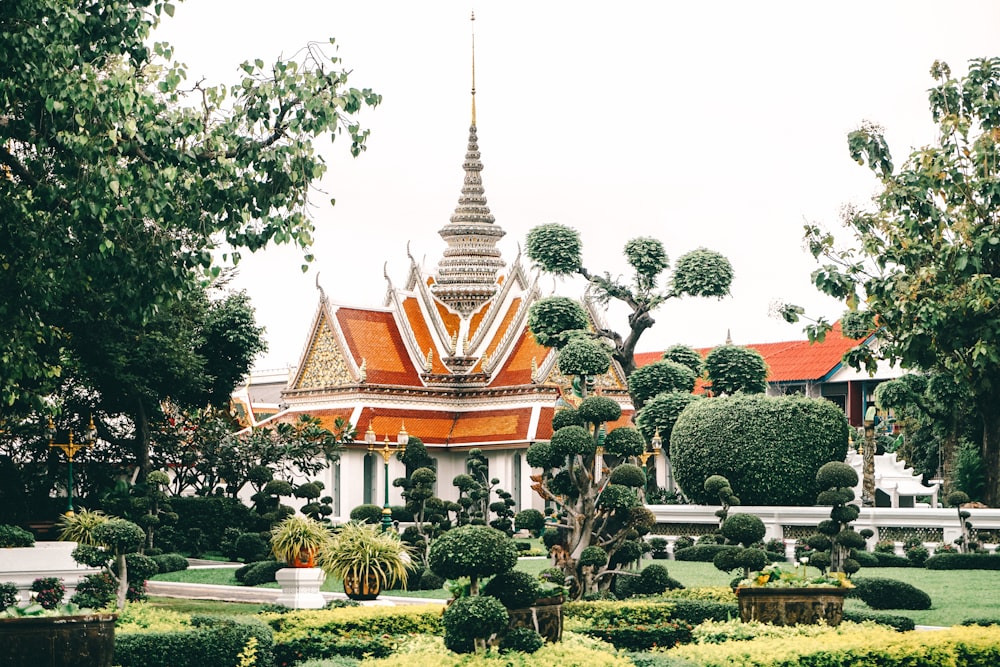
left=470, top=11, right=477, bottom=127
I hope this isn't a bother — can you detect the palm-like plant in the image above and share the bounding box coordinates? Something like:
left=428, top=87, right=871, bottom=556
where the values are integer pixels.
left=318, top=522, right=414, bottom=600
left=56, top=509, right=108, bottom=545
left=270, top=515, right=333, bottom=567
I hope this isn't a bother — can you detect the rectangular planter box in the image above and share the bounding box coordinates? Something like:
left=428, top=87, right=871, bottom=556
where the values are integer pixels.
left=736, top=587, right=848, bottom=626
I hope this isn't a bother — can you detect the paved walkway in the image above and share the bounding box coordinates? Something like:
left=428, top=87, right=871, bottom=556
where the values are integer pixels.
left=148, top=561, right=448, bottom=607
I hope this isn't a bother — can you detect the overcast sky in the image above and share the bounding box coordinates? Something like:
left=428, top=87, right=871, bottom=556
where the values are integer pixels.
left=153, top=1, right=1000, bottom=371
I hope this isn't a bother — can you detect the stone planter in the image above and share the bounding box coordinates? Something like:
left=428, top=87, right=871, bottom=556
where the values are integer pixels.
left=274, top=567, right=326, bottom=609
left=736, top=587, right=848, bottom=626
left=0, top=613, right=117, bottom=667
left=507, top=594, right=564, bottom=642
left=342, top=571, right=382, bottom=601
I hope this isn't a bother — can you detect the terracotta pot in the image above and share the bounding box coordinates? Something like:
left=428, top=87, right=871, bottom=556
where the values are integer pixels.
left=736, top=587, right=848, bottom=626
left=0, top=613, right=117, bottom=667
left=343, top=571, right=381, bottom=600
left=508, top=595, right=564, bottom=642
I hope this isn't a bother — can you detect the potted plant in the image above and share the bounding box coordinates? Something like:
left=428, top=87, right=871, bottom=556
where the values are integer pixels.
left=270, top=515, right=332, bottom=567
left=736, top=561, right=853, bottom=626
left=0, top=601, right=117, bottom=667
left=318, top=522, right=413, bottom=600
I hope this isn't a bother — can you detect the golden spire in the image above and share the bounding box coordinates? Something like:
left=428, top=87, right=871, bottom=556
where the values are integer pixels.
left=470, top=11, right=477, bottom=127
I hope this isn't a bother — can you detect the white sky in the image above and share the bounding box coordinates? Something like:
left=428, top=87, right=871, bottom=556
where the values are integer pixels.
left=152, top=1, right=1000, bottom=371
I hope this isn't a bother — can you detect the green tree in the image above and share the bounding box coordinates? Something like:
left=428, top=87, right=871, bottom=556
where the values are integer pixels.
left=785, top=58, right=1000, bottom=506
left=0, top=0, right=379, bottom=414
left=704, top=345, right=768, bottom=396
left=525, top=225, right=733, bottom=381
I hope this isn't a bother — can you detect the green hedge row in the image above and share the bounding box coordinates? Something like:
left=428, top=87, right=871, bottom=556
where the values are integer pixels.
left=114, top=615, right=274, bottom=667
left=925, top=552, right=1000, bottom=570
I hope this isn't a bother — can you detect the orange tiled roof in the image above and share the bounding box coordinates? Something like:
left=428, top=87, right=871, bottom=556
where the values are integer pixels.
left=433, top=299, right=461, bottom=341
left=259, top=407, right=354, bottom=432
left=490, top=329, right=550, bottom=387
left=401, top=297, right=449, bottom=374
left=357, top=407, right=535, bottom=445
left=336, top=308, right=423, bottom=386
left=471, top=297, right=522, bottom=373
left=635, top=322, right=863, bottom=384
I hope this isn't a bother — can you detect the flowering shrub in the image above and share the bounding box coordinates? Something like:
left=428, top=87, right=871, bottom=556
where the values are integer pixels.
left=30, top=577, right=65, bottom=609
left=739, top=562, right=853, bottom=588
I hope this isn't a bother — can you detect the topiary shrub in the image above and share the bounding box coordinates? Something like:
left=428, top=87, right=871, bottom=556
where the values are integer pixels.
left=441, top=594, right=510, bottom=654
left=482, top=570, right=542, bottom=609
left=674, top=536, right=695, bottom=551
left=871, top=552, right=911, bottom=568
left=499, top=626, right=544, bottom=654
left=905, top=544, right=930, bottom=566
left=349, top=504, right=384, bottom=525
left=578, top=546, right=609, bottom=568
left=114, top=614, right=275, bottom=667
left=635, top=564, right=677, bottom=595
left=925, top=553, right=1000, bottom=570
left=609, top=464, right=647, bottom=489
left=70, top=572, right=116, bottom=608
left=239, top=560, right=284, bottom=587
left=151, top=552, right=189, bottom=574
left=671, top=394, right=848, bottom=505
left=0, top=524, right=34, bottom=548
left=513, top=509, right=545, bottom=536
left=428, top=525, right=518, bottom=595
left=849, top=577, right=932, bottom=610
left=235, top=532, right=270, bottom=562
left=30, top=577, right=65, bottom=609
left=418, top=569, right=445, bottom=591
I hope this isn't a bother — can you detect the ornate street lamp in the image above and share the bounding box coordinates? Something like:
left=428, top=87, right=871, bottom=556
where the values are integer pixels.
left=47, top=415, right=97, bottom=516
left=365, top=422, right=409, bottom=532
left=638, top=429, right=664, bottom=494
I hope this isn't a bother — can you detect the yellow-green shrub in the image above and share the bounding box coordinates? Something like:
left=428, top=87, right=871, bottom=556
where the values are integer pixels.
left=666, top=623, right=1000, bottom=666
left=115, top=602, right=191, bottom=633
left=363, top=632, right=631, bottom=666
left=660, top=587, right=737, bottom=603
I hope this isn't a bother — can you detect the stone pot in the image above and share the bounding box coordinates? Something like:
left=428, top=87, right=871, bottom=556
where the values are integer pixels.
left=736, top=587, right=848, bottom=626
left=507, top=594, right=564, bottom=642
left=343, top=571, right=382, bottom=601
left=0, top=613, right=117, bottom=667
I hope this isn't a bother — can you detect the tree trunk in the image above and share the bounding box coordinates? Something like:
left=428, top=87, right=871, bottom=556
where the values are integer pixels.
left=981, top=408, right=1000, bottom=507
left=116, top=553, right=128, bottom=610
left=134, top=399, right=151, bottom=484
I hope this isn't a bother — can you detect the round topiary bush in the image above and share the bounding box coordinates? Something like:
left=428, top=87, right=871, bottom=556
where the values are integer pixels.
left=671, top=394, right=849, bottom=505
left=419, top=569, right=446, bottom=591
left=578, top=546, right=609, bottom=568
left=514, top=509, right=545, bottom=536
left=240, top=560, right=284, bottom=587
left=628, top=360, right=697, bottom=403
left=849, top=577, right=932, bottom=610
left=576, top=396, right=622, bottom=426
left=349, top=504, right=384, bottom=525
left=603, top=427, right=646, bottom=458
left=441, top=594, right=510, bottom=653
left=428, top=525, right=518, bottom=588
left=721, top=513, right=766, bottom=547
left=550, top=425, right=595, bottom=459
left=500, top=626, right=544, bottom=654
left=482, top=570, right=542, bottom=609
left=151, top=552, right=189, bottom=574
left=635, top=563, right=674, bottom=595
left=609, top=464, right=647, bottom=488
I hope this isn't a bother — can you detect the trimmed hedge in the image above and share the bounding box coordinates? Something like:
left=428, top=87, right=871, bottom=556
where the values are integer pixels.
left=849, top=577, right=932, bottom=610
left=673, top=544, right=739, bottom=562
left=926, top=552, right=1000, bottom=570
left=168, top=497, right=259, bottom=552
left=264, top=604, right=441, bottom=665
left=871, top=552, right=912, bottom=568
left=151, top=553, right=190, bottom=574
left=114, top=615, right=274, bottom=667
left=670, top=394, right=849, bottom=505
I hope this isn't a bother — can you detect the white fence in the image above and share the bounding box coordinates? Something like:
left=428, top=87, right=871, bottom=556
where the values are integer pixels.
left=647, top=504, right=1000, bottom=559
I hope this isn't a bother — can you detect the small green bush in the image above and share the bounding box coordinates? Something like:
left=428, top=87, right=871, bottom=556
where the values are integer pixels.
left=841, top=609, right=915, bottom=631
left=234, top=532, right=270, bottom=562
left=30, top=577, right=65, bottom=609
left=441, top=595, right=509, bottom=653
left=635, top=564, right=676, bottom=596
left=482, top=570, right=541, bottom=609
left=428, top=525, right=518, bottom=584
left=349, top=504, right=384, bottom=525
left=71, top=572, right=116, bottom=608
left=239, top=560, right=283, bottom=587
left=0, top=524, right=34, bottom=548
left=499, top=626, right=544, bottom=654
left=926, top=552, right=1000, bottom=570
left=418, top=569, right=445, bottom=591
left=961, top=617, right=1000, bottom=627
left=871, top=551, right=911, bottom=568
left=850, top=550, right=878, bottom=567
left=673, top=544, right=739, bottom=562
left=513, top=509, right=545, bottom=536
left=849, top=577, right=932, bottom=610
left=0, top=582, right=18, bottom=610
left=583, top=622, right=691, bottom=651
left=151, top=553, right=189, bottom=574
left=114, top=614, right=275, bottom=667
left=905, top=544, right=930, bottom=566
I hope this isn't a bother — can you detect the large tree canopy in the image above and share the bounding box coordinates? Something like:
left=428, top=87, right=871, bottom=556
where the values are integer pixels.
left=785, top=58, right=1000, bottom=505
left=0, top=0, right=379, bottom=411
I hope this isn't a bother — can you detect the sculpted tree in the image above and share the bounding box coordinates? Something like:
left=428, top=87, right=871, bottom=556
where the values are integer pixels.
left=784, top=58, right=1000, bottom=505
left=0, top=0, right=379, bottom=415
left=525, top=226, right=733, bottom=382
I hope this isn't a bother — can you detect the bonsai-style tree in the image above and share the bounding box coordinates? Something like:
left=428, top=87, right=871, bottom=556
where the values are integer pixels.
left=704, top=345, right=768, bottom=396
left=526, top=396, right=656, bottom=598
left=704, top=474, right=740, bottom=525
left=946, top=491, right=973, bottom=553
left=525, top=227, right=733, bottom=383
left=90, top=518, right=145, bottom=609
left=812, top=462, right=865, bottom=575
left=712, top=512, right=768, bottom=580
left=428, top=524, right=518, bottom=596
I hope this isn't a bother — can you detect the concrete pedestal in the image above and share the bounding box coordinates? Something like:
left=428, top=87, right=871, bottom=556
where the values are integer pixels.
left=274, top=567, right=326, bottom=609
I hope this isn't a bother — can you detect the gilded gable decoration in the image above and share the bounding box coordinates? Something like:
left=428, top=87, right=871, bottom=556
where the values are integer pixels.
left=295, top=316, right=355, bottom=389
left=359, top=358, right=367, bottom=383
left=530, top=357, right=539, bottom=383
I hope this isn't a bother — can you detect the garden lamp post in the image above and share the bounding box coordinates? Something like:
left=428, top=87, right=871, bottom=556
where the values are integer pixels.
left=638, top=429, right=664, bottom=496
left=47, top=415, right=97, bottom=516
left=365, top=423, right=409, bottom=532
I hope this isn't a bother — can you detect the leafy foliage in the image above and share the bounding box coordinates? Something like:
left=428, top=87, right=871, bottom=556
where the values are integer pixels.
left=704, top=346, right=768, bottom=396
left=671, top=394, right=849, bottom=505
left=526, top=297, right=589, bottom=349
left=629, top=361, right=697, bottom=404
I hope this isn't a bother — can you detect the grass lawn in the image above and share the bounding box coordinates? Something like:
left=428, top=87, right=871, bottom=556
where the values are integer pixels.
left=151, top=558, right=1000, bottom=627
